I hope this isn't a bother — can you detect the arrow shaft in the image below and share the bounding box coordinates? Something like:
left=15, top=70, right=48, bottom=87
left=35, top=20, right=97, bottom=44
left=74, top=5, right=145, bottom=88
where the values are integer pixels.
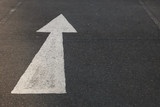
left=12, top=32, right=66, bottom=94
left=37, top=32, right=66, bottom=91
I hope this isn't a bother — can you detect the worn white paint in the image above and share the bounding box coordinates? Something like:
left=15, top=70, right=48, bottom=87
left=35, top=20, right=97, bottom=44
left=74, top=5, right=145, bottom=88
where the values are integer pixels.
left=139, top=0, right=160, bottom=30
left=0, top=1, right=23, bottom=24
left=11, top=14, right=77, bottom=94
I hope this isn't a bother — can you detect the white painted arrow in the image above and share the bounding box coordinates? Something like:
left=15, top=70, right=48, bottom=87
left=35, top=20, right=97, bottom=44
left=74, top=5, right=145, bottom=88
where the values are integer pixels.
left=11, top=14, right=77, bottom=94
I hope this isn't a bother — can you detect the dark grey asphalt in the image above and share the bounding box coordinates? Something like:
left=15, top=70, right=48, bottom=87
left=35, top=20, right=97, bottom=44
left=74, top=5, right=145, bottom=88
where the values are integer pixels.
left=144, top=0, right=160, bottom=20
left=0, top=0, right=160, bottom=106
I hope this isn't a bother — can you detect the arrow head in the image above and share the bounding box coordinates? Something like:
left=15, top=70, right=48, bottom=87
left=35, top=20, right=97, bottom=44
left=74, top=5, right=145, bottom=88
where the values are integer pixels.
left=37, top=14, right=77, bottom=33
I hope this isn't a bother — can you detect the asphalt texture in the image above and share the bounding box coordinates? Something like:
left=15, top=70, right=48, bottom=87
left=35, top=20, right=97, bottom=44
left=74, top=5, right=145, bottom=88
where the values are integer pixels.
left=144, top=0, right=160, bottom=19
left=0, top=0, right=160, bottom=106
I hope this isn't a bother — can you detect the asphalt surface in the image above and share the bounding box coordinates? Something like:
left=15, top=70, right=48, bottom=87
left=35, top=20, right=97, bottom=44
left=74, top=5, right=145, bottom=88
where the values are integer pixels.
left=144, top=0, right=160, bottom=19
left=0, top=0, right=160, bottom=106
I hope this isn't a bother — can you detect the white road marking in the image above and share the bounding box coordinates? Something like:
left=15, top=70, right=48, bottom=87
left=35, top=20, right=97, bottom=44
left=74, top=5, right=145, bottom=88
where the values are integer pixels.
left=11, top=14, right=77, bottom=94
left=139, top=0, right=160, bottom=30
